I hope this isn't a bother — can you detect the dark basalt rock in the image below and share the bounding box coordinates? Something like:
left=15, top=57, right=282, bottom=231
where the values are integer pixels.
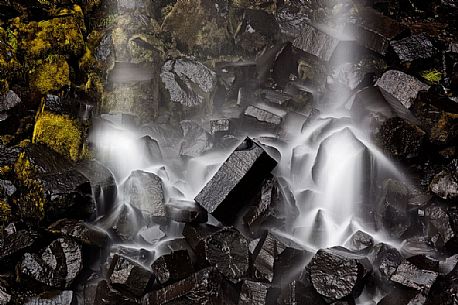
left=425, top=263, right=458, bottom=305
left=252, top=231, right=310, bottom=284
left=376, top=70, right=430, bottom=109
left=195, top=138, right=277, bottom=224
left=205, top=227, right=250, bottom=282
left=20, top=238, right=83, bottom=289
left=0, top=145, right=19, bottom=173
left=151, top=249, right=194, bottom=285
left=370, top=243, right=404, bottom=280
left=390, top=261, right=438, bottom=292
left=139, top=136, right=162, bottom=164
left=210, top=119, right=231, bottom=135
left=0, top=283, right=12, bottom=305
left=429, top=170, right=458, bottom=200
left=234, top=9, right=280, bottom=55
left=238, top=280, right=272, bottom=305
left=243, top=105, right=284, bottom=129
left=278, top=279, right=327, bottom=305
left=143, top=267, right=237, bottom=305
left=47, top=219, right=110, bottom=248
left=180, top=120, right=213, bottom=158
left=92, top=280, right=139, bottom=305
left=345, top=230, right=374, bottom=253
left=108, top=254, right=154, bottom=297
left=111, top=245, right=154, bottom=267
left=407, top=255, right=440, bottom=273
left=160, top=58, right=216, bottom=116
left=182, top=223, right=219, bottom=266
left=137, top=225, right=166, bottom=245
left=345, top=6, right=408, bottom=55
left=292, top=23, right=340, bottom=62
left=310, top=248, right=371, bottom=302
left=0, top=230, right=39, bottom=264
left=275, top=0, right=311, bottom=40
left=390, top=33, right=437, bottom=65
left=111, top=205, right=139, bottom=242
left=77, top=160, right=117, bottom=216
left=375, top=179, right=412, bottom=238
left=123, top=170, right=165, bottom=219
left=260, top=88, right=312, bottom=114
left=23, top=290, right=77, bottom=305
left=377, top=288, right=425, bottom=305
left=166, top=200, right=208, bottom=224
left=377, top=117, right=426, bottom=159
left=0, top=90, right=22, bottom=121
left=424, top=205, right=456, bottom=251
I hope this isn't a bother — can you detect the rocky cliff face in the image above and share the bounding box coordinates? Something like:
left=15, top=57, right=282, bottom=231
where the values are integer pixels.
left=0, top=0, right=457, bottom=305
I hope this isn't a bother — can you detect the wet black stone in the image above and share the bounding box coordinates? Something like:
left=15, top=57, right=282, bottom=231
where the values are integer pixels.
left=0, top=230, right=39, bottom=264
left=376, top=70, right=430, bottom=109
left=234, top=9, right=280, bottom=55
left=390, top=261, right=438, bottom=292
left=123, top=170, right=166, bottom=219
left=111, top=245, right=154, bottom=267
left=180, top=120, right=213, bottom=158
left=377, top=117, right=426, bottom=159
left=137, top=225, right=166, bottom=245
left=424, top=205, right=457, bottom=251
left=151, top=250, right=194, bottom=285
left=238, top=280, right=272, bottom=305
left=205, top=227, right=249, bottom=283
left=345, top=230, right=374, bottom=253
left=377, top=287, right=424, bottom=305
left=210, top=119, right=231, bottom=135
left=111, top=205, right=139, bottom=242
left=252, top=231, right=310, bottom=284
left=166, top=200, right=208, bottom=224
left=77, top=160, right=117, bottom=216
left=345, top=6, right=408, bottom=55
left=0, top=90, right=21, bottom=120
left=47, top=219, right=110, bottom=248
left=375, top=179, right=412, bottom=239
left=310, top=248, right=371, bottom=301
left=20, top=238, right=83, bottom=289
left=108, top=254, right=154, bottom=297
left=292, top=23, right=340, bottom=62
left=275, top=0, right=311, bottom=40
left=195, top=138, right=277, bottom=225
left=0, top=283, right=12, bottom=305
left=425, top=263, right=458, bottom=305
left=243, top=105, right=284, bottom=130
left=369, top=243, right=404, bottom=280
left=182, top=223, right=219, bottom=266
left=0, top=145, right=19, bottom=173
left=278, top=279, right=327, bottom=305
left=215, top=60, right=257, bottom=101
left=93, top=280, right=139, bottom=305
left=143, top=267, right=237, bottom=305
left=390, top=33, right=437, bottom=64
left=407, top=255, right=440, bottom=273
left=429, top=170, right=458, bottom=200
left=23, top=290, right=77, bottom=305
left=139, top=135, right=162, bottom=163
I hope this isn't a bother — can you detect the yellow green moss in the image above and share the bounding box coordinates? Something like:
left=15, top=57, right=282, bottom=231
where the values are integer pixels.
left=30, top=55, right=70, bottom=94
left=32, top=110, right=82, bottom=161
left=0, top=199, right=11, bottom=223
left=421, top=69, right=442, bottom=84
left=0, top=79, right=8, bottom=95
left=14, top=151, right=46, bottom=220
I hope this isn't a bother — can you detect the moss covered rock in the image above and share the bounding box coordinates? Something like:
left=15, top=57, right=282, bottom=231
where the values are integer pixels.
left=30, top=55, right=70, bottom=94
left=13, top=143, right=94, bottom=222
left=162, top=0, right=232, bottom=57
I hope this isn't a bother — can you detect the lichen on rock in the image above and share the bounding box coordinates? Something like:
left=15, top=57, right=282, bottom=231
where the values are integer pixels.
left=30, top=55, right=70, bottom=94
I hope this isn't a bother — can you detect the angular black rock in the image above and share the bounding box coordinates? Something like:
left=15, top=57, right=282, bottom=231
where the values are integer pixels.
left=377, top=288, right=424, bottom=305
left=424, top=205, right=457, bottom=250
left=238, top=280, right=272, bottom=305
left=345, top=6, right=407, bottom=55
left=0, top=90, right=21, bottom=119
left=108, top=254, right=154, bottom=297
left=0, top=230, right=39, bottom=263
left=23, top=290, right=77, bottom=305
left=48, top=219, right=110, bottom=248
left=345, top=230, right=374, bottom=252
left=151, top=250, right=194, bottom=285
left=390, top=261, right=438, bottom=292
left=426, top=263, right=458, bottom=305
left=369, top=243, right=404, bottom=280
left=210, top=119, right=231, bottom=135
left=77, top=160, right=117, bottom=215
left=166, top=200, right=208, bottom=223
left=275, top=1, right=311, bottom=40
left=92, top=280, right=139, bottom=305
left=407, top=255, right=440, bottom=273
left=0, top=283, right=12, bottom=305
left=139, top=135, right=162, bottom=163
left=429, top=170, right=458, bottom=200
left=310, top=248, right=371, bottom=301
left=390, top=33, right=437, bottom=64
left=180, top=120, right=213, bottom=158
left=195, top=138, right=277, bottom=224
left=111, top=245, right=154, bottom=267
left=376, top=70, right=430, bottom=109
left=292, top=23, right=340, bottom=62
left=377, top=117, right=426, bottom=159
left=123, top=170, right=165, bottom=219
left=375, top=179, right=412, bottom=238
left=20, top=238, right=83, bottom=289
left=143, top=267, right=237, bottom=305
left=243, top=105, right=283, bottom=128
left=111, top=205, right=140, bottom=242
left=182, top=223, right=219, bottom=266
left=137, top=225, right=165, bottom=245
left=252, top=231, right=310, bottom=284
left=205, top=227, right=250, bottom=282
left=278, top=279, right=327, bottom=305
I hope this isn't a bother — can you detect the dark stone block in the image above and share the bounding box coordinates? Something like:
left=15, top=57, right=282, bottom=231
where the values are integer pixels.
left=0, top=230, right=39, bottom=264
left=278, top=279, right=327, bottom=305
left=310, top=248, right=371, bottom=302
left=151, top=250, right=194, bottom=285
left=108, top=254, right=154, bottom=297
left=23, top=290, right=77, bottom=305
left=20, top=238, right=83, bottom=289
left=180, top=120, right=213, bottom=158
left=293, top=23, right=340, bottom=62
left=195, top=138, right=277, bottom=225
left=48, top=219, right=110, bottom=248
left=429, top=171, right=458, bottom=200
left=166, top=200, right=208, bottom=224
left=143, top=267, right=237, bottom=305
left=390, top=34, right=437, bottom=64
left=424, top=205, right=457, bottom=250
left=345, top=230, right=374, bottom=253
left=369, top=243, right=404, bottom=281
left=182, top=223, right=219, bottom=267
left=407, top=255, right=439, bottom=273
left=93, top=280, right=139, bottom=305
left=390, top=261, right=438, bottom=292
left=345, top=7, right=408, bottom=55
left=239, top=280, right=274, bottom=305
